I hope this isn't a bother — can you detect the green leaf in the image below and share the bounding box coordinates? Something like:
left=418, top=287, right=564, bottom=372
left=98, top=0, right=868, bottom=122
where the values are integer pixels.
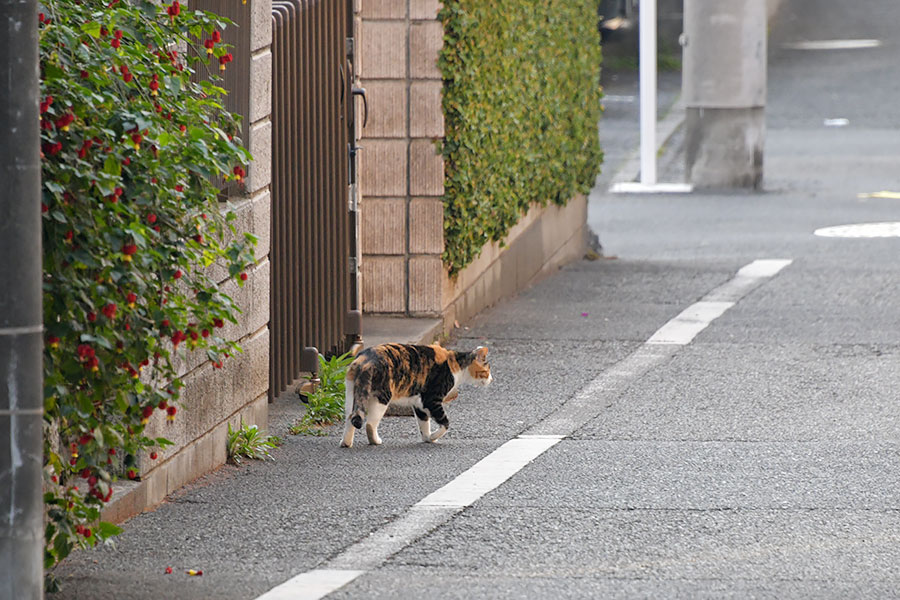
left=80, top=22, right=103, bottom=38
left=96, top=521, right=123, bottom=539
left=103, top=155, right=122, bottom=177
left=164, top=76, right=182, bottom=93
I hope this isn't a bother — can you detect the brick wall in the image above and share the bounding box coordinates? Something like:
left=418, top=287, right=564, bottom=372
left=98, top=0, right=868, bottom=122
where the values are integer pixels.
left=358, top=0, right=445, bottom=316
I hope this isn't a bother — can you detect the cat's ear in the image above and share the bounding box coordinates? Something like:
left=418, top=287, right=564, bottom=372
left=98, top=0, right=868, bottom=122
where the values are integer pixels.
left=474, top=346, right=489, bottom=363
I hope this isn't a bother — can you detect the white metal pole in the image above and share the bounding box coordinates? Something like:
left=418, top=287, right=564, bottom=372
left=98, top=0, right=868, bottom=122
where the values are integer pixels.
left=639, top=0, right=657, bottom=185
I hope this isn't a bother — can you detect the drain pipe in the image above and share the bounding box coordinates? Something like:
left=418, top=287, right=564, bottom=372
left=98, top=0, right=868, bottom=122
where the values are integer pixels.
left=345, top=33, right=365, bottom=355
left=0, top=0, right=45, bottom=598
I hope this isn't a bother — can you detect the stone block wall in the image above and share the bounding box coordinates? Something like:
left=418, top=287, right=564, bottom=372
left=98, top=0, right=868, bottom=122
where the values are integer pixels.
left=103, top=0, right=272, bottom=522
left=356, top=0, right=588, bottom=325
left=357, top=0, right=446, bottom=316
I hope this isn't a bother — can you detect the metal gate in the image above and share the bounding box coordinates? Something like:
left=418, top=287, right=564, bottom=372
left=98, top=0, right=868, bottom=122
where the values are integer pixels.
left=270, top=0, right=361, bottom=401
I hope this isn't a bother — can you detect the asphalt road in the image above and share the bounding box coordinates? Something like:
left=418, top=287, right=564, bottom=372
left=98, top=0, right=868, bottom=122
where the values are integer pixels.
left=50, top=0, right=900, bottom=597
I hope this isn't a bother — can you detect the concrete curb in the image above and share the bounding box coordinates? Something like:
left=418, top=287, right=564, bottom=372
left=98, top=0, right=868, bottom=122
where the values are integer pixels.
left=610, top=95, right=686, bottom=187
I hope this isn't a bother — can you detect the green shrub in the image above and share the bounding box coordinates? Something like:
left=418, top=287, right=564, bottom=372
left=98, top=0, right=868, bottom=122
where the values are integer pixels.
left=39, top=0, right=255, bottom=576
left=290, top=352, right=355, bottom=435
left=227, top=420, right=281, bottom=464
left=439, top=0, right=604, bottom=274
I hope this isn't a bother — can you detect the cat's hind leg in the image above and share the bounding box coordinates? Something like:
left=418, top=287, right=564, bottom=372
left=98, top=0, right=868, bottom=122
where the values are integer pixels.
left=340, top=378, right=360, bottom=448
left=365, top=400, right=390, bottom=445
left=414, top=407, right=432, bottom=442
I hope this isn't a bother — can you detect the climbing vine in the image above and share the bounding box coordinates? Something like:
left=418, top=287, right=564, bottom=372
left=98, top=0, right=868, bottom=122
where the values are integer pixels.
left=39, top=0, right=255, bottom=576
left=439, top=0, right=604, bottom=274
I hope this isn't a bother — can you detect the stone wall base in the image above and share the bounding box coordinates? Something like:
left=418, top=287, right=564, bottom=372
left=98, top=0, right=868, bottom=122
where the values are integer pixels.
left=101, top=394, right=267, bottom=524
left=441, top=195, right=588, bottom=335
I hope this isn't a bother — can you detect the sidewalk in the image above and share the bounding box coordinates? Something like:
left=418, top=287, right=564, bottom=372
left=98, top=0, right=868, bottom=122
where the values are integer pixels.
left=49, top=0, right=900, bottom=596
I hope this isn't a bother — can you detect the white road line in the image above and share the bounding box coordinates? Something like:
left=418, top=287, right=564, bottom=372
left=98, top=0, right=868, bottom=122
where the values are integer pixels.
left=782, top=39, right=881, bottom=50
left=417, top=436, right=563, bottom=508
left=253, top=258, right=792, bottom=600
left=647, top=301, right=735, bottom=345
left=254, top=569, right=365, bottom=600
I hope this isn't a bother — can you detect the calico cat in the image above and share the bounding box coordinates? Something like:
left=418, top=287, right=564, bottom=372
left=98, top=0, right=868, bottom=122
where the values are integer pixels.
left=340, top=344, right=492, bottom=448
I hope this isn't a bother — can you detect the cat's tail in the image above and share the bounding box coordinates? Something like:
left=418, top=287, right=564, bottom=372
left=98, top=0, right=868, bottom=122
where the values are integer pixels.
left=345, top=376, right=364, bottom=429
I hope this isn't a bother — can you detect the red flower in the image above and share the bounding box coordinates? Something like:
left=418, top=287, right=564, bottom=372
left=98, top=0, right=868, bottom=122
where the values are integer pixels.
left=213, top=318, right=224, bottom=328
left=126, top=292, right=137, bottom=305
left=114, top=187, right=124, bottom=197
left=161, top=319, right=170, bottom=328
left=233, top=165, right=246, bottom=181
left=147, top=213, right=157, bottom=224
left=141, top=405, right=154, bottom=421
left=171, top=330, right=186, bottom=348
left=131, top=133, right=142, bottom=147
left=240, top=272, right=248, bottom=281
left=108, top=448, right=116, bottom=455
left=111, top=38, right=121, bottom=49
left=123, top=72, right=133, bottom=83
left=173, top=269, right=182, bottom=280
left=212, top=30, right=222, bottom=43
left=78, top=139, right=93, bottom=159
left=201, top=329, right=209, bottom=338
left=166, top=405, right=177, bottom=420
left=149, top=79, right=159, bottom=92
left=122, top=244, right=137, bottom=256
left=76, top=344, right=94, bottom=360
left=219, top=53, right=233, bottom=71
left=54, top=113, right=74, bottom=130
left=167, top=1, right=180, bottom=16
left=47, top=335, right=60, bottom=348
left=102, top=303, right=117, bottom=319
left=150, top=452, right=158, bottom=460
left=175, top=184, right=183, bottom=192
left=127, top=469, right=137, bottom=480
left=87, top=312, right=96, bottom=322
left=204, top=39, right=215, bottom=54
left=114, top=29, right=123, bottom=39
left=80, top=70, right=89, bottom=79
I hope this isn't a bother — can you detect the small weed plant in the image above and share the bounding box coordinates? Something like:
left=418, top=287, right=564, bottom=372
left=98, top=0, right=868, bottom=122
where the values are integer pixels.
left=290, top=352, right=355, bottom=435
left=226, top=419, right=281, bottom=465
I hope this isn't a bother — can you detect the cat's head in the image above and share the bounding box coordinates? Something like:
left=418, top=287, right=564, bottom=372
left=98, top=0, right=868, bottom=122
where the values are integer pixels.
left=465, top=346, right=493, bottom=386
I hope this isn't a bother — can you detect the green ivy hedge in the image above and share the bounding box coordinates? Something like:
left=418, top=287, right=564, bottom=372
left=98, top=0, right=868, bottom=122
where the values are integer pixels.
left=439, top=0, right=604, bottom=274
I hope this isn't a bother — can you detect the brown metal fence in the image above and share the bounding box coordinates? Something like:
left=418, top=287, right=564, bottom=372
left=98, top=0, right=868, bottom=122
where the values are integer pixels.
left=270, top=0, right=355, bottom=401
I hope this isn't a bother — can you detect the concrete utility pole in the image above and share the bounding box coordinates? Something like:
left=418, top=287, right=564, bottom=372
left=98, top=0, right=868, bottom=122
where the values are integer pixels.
left=683, top=0, right=766, bottom=188
left=1, top=0, right=45, bottom=598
